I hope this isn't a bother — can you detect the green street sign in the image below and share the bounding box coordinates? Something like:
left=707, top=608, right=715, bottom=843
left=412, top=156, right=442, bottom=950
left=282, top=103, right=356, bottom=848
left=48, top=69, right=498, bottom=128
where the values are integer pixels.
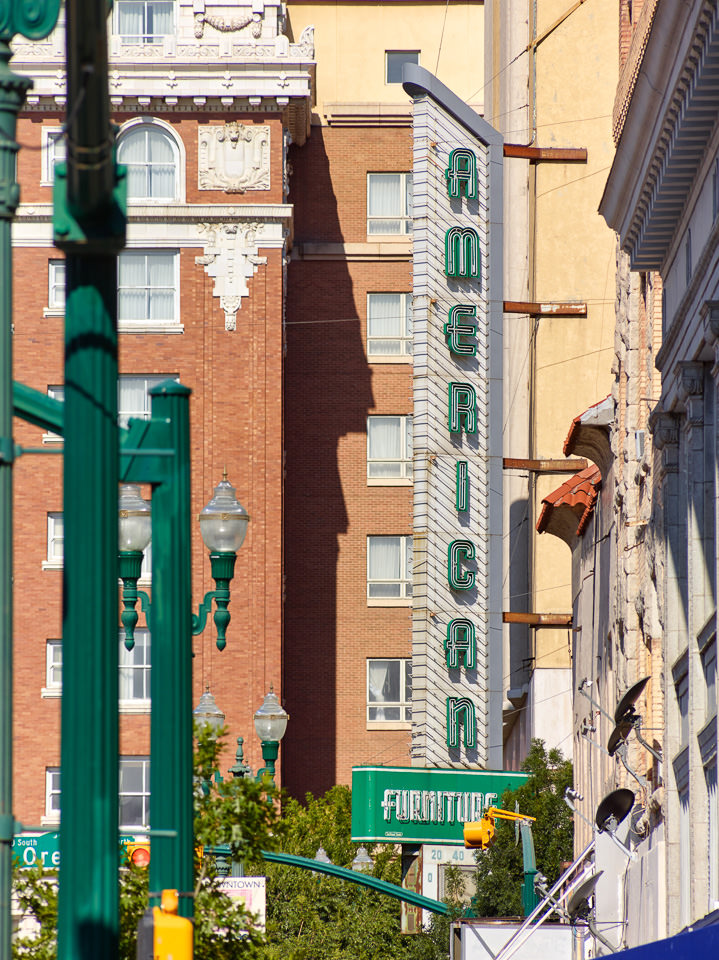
left=351, top=765, right=529, bottom=845
left=13, top=833, right=140, bottom=869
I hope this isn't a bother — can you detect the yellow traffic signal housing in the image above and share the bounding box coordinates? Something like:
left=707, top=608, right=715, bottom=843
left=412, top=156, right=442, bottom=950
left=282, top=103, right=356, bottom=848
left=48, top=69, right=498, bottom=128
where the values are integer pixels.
left=137, top=889, right=193, bottom=960
left=464, top=816, right=495, bottom=849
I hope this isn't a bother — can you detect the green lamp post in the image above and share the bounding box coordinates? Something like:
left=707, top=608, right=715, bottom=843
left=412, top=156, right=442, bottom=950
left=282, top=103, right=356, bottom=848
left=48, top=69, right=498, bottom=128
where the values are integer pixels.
left=253, top=688, right=290, bottom=783
left=0, top=8, right=61, bottom=960
left=118, top=484, right=152, bottom=649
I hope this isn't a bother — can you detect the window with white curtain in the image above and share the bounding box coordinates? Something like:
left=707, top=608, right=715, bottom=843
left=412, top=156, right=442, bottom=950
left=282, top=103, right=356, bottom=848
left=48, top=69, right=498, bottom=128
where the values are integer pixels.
left=46, top=513, right=64, bottom=565
left=45, top=768, right=61, bottom=821
left=367, top=659, right=412, bottom=722
left=48, top=260, right=65, bottom=310
left=119, top=757, right=151, bottom=829
left=367, top=415, right=413, bottom=480
left=45, top=640, right=62, bottom=690
left=42, top=129, right=65, bottom=184
left=367, top=535, right=413, bottom=600
left=119, top=628, right=151, bottom=702
left=118, top=251, right=176, bottom=325
left=118, top=374, right=176, bottom=428
left=367, top=173, right=412, bottom=235
left=115, top=0, right=174, bottom=43
left=117, top=125, right=178, bottom=200
left=367, top=293, right=412, bottom=358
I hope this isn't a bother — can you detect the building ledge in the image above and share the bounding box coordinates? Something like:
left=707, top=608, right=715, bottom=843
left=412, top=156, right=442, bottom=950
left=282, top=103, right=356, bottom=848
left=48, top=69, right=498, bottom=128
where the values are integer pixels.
left=292, top=241, right=411, bottom=261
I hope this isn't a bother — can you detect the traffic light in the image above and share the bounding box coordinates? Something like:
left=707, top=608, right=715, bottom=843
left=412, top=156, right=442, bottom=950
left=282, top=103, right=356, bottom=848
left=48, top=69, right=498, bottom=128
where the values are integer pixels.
left=137, top=889, right=193, bottom=960
left=463, top=815, right=495, bottom=849
left=125, top=840, right=151, bottom=868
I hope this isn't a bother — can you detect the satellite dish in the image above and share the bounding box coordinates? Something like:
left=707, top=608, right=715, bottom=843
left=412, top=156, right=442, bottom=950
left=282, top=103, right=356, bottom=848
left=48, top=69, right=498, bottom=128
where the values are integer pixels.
left=607, top=719, right=633, bottom=756
left=614, top=676, right=650, bottom=724
left=567, top=871, right=603, bottom=921
left=595, top=788, right=635, bottom=832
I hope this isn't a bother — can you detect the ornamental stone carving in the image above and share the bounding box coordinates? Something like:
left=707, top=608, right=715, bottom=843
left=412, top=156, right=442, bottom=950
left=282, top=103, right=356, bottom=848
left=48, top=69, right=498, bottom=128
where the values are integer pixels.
left=195, top=222, right=267, bottom=330
left=198, top=123, right=270, bottom=193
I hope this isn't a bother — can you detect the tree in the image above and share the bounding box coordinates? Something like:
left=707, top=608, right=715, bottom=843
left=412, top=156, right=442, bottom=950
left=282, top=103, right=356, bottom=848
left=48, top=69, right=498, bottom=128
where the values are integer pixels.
left=244, top=786, right=459, bottom=960
left=471, top=739, right=574, bottom=918
left=13, top=727, right=279, bottom=960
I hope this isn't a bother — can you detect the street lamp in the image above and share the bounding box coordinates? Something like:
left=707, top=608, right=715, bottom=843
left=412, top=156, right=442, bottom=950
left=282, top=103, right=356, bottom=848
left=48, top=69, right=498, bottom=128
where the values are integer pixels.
left=118, top=473, right=249, bottom=650
left=253, top=687, right=290, bottom=783
left=351, top=847, right=375, bottom=873
left=193, top=688, right=226, bottom=735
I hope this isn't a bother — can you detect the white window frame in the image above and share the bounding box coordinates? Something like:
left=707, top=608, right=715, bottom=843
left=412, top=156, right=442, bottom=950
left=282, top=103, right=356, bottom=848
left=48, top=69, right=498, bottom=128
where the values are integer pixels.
left=41, top=128, right=65, bottom=186
left=47, top=259, right=65, bottom=315
left=367, top=534, right=413, bottom=606
left=118, top=250, right=182, bottom=334
left=367, top=292, right=412, bottom=361
left=113, top=0, right=174, bottom=45
left=43, top=768, right=61, bottom=825
left=42, top=385, right=64, bottom=444
left=116, top=118, right=184, bottom=203
left=367, top=415, right=413, bottom=484
left=119, top=628, right=151, bottom=711
left=43, top=513, right=64, bottom=570
left=385, top=50, right=420, bottom=84
left=367, top=173, right=413, bottom=236
left=119, top=757, right=151, bottom=831
left=42, top=640, right=62, bottom=698
left=367, top=657, right=412, bottom=728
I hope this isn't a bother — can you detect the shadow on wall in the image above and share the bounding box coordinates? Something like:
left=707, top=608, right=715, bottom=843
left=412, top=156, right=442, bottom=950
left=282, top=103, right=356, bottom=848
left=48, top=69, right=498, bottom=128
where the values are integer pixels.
left=283, top=128, right=374, bottom=798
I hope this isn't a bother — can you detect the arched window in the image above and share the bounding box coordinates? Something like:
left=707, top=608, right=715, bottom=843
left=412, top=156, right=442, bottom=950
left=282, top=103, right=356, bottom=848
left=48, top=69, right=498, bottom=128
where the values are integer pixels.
left=117, top=124, right=178, bottom=200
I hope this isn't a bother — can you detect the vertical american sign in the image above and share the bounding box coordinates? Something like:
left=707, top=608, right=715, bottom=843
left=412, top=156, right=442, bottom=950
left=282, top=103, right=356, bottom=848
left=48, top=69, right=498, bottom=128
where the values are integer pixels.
left=403, top=67, right=503, bottom=769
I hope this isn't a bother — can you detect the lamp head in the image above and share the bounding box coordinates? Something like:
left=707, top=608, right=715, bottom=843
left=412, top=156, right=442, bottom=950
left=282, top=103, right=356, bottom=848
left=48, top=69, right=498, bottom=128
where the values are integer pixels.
left=118, top=484, right=152, bottom=553
left=193, top=688, right=226, bottom=735
left=253, top=686, right=289, bottom=744
left=199, top=475, right=249, bottom=554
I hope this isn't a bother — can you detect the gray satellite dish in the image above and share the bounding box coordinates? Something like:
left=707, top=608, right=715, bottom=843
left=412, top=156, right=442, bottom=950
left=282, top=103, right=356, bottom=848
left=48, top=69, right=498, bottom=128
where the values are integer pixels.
left=595, top=788, right=635, bottom=833
left=607, top=719, right=633, bottom=756
left=567, top=871, right=603, bottom=921
left=614, top=676, right=650, bottom=724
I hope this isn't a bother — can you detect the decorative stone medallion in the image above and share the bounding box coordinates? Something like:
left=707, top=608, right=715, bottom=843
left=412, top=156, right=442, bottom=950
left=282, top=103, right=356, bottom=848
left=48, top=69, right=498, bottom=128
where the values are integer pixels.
left=198, top=123, right=270, bottom=193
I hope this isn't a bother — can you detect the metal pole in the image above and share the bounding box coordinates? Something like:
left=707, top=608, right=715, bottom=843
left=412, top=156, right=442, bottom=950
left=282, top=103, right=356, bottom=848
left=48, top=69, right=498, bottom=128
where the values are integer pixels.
left=147, top=382, right=194, bottom=917
left=55, top=0, right=125, bottom=956
left=0, top=4, right=59, bottom=956
left=0, top=41, right=30, bottom=960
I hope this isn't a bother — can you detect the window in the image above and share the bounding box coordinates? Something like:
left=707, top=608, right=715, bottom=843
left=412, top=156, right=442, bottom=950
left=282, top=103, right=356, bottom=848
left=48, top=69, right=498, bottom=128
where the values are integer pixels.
left=118, top=251, right=176, bottom=325
left=42, top=129, right=65, bottom=184
left=707, top=763, right=718, bottom=909
left=676, top=668, right=689, bottom=745
left=45, top=768, right=61, bottom=822
left=118, top=374, right=176, bottom=428
left=367, top=415, right=413, bottom=480
left=119, top=757, right=151, bottom=830
left=367, top=293, right=412, bottom=358
left=44, top=758, right=151, bottom=830
left=115, top=0, right=173, bottom=43
left=119, top=628, right=151, bottom=702
left=48, top=260, right=65, bottom=311
left=367, top=173, right=412, bottom=235
left=46, top=513, right=64, bottom=566
left=367, top=659, right=412, bottom=723
left=45, top=640, right=62, bottom=691
left=367, top=535, right=413, bottom=601
left=43, top=385, right=64, bottom=443
left=685, top=229, right=692, bottom=286
left=702, top=635, right=717, bottom=719
left=117, top=125, right=177, bottom=200
left=385, top=51, right=419, bottom=84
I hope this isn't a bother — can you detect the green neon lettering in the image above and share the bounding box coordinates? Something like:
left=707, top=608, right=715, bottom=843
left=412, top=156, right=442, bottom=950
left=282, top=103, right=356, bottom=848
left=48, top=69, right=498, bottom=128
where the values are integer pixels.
left=444, top=305, right=477, bottom=356
left=448, top=539, right=475, bottom=591
left=445, top=148, right=478, bottom=199
left=445, top=227, right=481, bottom=279
left=448, top=382, right=477, bottom=434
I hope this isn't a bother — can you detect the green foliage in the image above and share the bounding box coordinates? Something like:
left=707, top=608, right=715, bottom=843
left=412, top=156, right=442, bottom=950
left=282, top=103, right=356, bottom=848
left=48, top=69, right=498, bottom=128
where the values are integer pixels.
left=12, top=865, right=57, bottom=960
left=244, top=786, right=455, bottom=960
left=471, top=739, right=574, bottom=918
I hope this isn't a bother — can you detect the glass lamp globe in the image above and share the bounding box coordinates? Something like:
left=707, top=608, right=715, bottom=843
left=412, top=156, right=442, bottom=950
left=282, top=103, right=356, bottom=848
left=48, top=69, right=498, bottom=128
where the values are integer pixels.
left=193, top=688, right=226, bottom=734
left=199, top=475, right=249, bottom=554
left=253, top=687, right=289, bottom=744
left=351, top=846, right=374, bottom=872
left=118, top=484, right=152, bottom=553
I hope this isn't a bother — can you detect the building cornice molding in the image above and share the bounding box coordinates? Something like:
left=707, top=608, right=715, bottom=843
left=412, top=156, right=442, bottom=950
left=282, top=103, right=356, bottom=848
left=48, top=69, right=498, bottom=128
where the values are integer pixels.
left=600, top=0, right=719, bottom=270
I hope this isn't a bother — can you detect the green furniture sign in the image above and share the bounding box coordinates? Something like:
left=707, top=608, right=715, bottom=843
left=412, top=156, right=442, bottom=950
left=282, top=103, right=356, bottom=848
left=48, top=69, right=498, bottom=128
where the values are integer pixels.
left=351, top=766, right=528, bottom=845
